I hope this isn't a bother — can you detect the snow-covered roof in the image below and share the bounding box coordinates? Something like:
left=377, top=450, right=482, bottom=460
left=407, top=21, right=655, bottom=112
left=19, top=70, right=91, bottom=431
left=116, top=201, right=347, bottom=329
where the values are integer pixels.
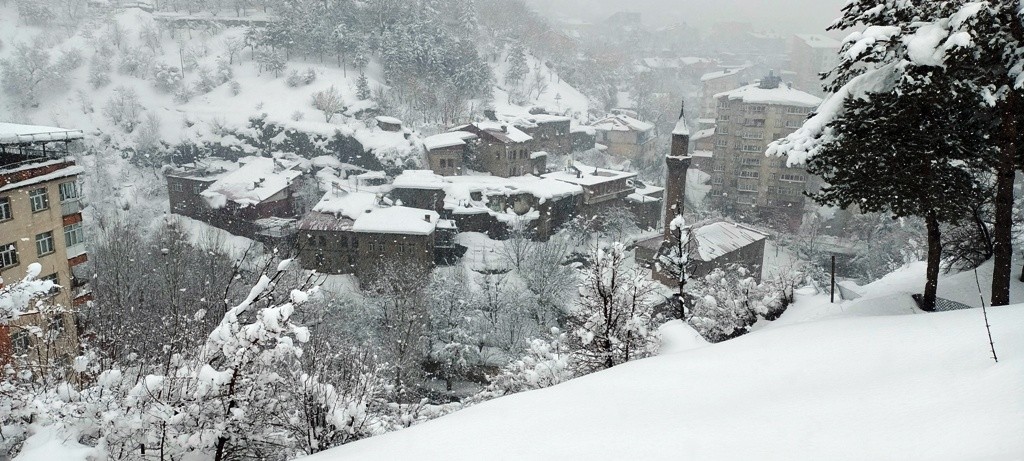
left=0, top=164, right=84, bottom=193
left=530, top=151, right=548, bottom=159
left=691, top=128, right=716, bottom=141
left=693, top=150, right=713, bottom=158
left=641, top=57, right=712, bottom=69
left=312, top=187, right=379, bottom=221
left=201, top=156, right=303, bottom=208
left=375, top=116, right=402, bottom=125
left=0, top=123, right=85, bottom=144
left=795, top=33, right=842, bottom=49
left=714, top=83, right=822, bottom=108
left=511, top=114, right=572, bottom=127
left=423, top=131, right=478, bottom=151
left=699, top=66, right=748, bottom=82
left=626, top=193, right=661, bottom=203
left=393, top=170, right=583, bottom=203
left=672, top=116, right=690, bottom=136
left=352, top=206, right=439, bottom=236
left=590, top=115, right=654, bottom=133
left=297, top=211, right=354, bottom=232
left=692, top=221, right=767, bottom=261
left=477, top=121, right=533, bottom=143
left=541, top=162, right=636, bottom=187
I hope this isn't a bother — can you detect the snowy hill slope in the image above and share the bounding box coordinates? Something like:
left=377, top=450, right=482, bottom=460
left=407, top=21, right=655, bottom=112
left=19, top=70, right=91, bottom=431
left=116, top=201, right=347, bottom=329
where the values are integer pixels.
left=306, top=297, right=1024, bottom=460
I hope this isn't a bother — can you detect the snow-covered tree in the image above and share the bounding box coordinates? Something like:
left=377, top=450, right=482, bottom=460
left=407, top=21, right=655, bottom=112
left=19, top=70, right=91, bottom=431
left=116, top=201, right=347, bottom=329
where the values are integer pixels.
left=311, top=85, right=345, bottom=122
left=687, top=265, right=782, bottom=343
left=768, top=0, right=1024, bottom=306
left=504, top=41, right=528, bottom=87
left=103, top=85, right=144, bottom=132
left=477, top=328, right=572, bottom=398
left=356, top=73, right=371, bottom=100
left=569, top=243, right=659, bottom=373
left=425, top=268, right=477, bottom=392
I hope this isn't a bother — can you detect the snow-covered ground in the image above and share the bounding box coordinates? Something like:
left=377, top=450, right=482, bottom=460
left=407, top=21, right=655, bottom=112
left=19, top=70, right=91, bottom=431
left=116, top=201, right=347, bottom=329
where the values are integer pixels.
left=303, top=262, right=1024, bottom=461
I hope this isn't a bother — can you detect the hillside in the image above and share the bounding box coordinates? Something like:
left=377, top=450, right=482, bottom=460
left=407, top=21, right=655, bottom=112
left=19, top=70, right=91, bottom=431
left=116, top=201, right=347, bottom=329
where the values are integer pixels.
left=0, top=5, right=593, bottom=170
left=304, top=262, right=1024, bottom=460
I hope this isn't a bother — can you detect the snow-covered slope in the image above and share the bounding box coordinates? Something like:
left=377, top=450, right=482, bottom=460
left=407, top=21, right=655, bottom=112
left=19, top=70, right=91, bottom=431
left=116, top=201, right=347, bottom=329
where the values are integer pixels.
left=306, top=295, right=1024, bottom=460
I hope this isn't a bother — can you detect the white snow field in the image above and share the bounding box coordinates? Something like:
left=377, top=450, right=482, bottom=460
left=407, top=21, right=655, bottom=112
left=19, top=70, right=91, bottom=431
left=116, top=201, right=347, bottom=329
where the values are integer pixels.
left=306, top=290, right=1024, bottom=460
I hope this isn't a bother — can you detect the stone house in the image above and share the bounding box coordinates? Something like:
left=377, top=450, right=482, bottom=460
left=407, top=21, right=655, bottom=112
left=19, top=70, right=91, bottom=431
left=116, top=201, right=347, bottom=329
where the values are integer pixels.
left=166, top=154, right=308, bottom=244
left=454, top=122, right=545, bottom=177
left=511, top=114, right=572, bottom=156
left=589, top=114, right=658, bottom=160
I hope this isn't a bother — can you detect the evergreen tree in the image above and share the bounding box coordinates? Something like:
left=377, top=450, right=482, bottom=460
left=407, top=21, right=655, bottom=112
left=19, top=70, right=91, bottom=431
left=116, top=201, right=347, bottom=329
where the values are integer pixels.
left=769, top=0, right=1024, bottom=306
left=505, top=41, right=528, bottom=86
left=356, top=72, right=371, bottom=100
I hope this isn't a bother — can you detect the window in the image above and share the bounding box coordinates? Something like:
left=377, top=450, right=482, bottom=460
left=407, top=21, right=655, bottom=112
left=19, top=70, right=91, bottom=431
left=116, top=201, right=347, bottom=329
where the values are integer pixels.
left=741, top=158, right=761, bottom=166
left=0, top=242, right=17, bottom=268
left=0, top=196, right=10, bottom=221
left=780, top=173, right=806, bottom=183
left=787, top=106, right=811, bottom=115
left=785, top=120, right=804, bottom=128
left=712, top=163, right=725, bottom=172
left=744, top=119, right=766, bottom=127
left=59, top=182, right=80, bottom=202
left=29, top=188, right=49, bottom=212
left=741, top=130, right=764, bottom=140
left=711, top=176, right=724, bottom=185
left=192, top=184, right=203, bottom=194
left=739, top=170, right=760, bottom=179
left=737, top=183, right=759, bottom=192
left=750, top=105, right=767, bottom=113
left=740, top=144, right=763, bottom=153
left=36, top=231, right=55, bottom=256
left=172, top=183, right=183, bottom=192
left=716, top=115, right=730, bottom=122
left=41, top=273, right=60, bottom=297
left=64, top=222, right=85, bottom=247
left=715, top=126, right=730, bottom=135
left=714, top=138, right=728, bottom=148
left=11, top=330, right=30, bottom=355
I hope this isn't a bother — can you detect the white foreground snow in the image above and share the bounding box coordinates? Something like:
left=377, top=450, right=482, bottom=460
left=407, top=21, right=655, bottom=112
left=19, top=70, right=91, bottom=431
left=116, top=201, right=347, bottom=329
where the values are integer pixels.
left=305, top=297, right=1024, bottom=460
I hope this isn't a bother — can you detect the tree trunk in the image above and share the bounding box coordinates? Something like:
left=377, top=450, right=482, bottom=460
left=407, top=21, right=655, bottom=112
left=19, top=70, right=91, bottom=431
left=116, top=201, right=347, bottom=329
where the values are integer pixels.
left=922, top=211, right=941, bottom=311
left=991, top=89, right=1020, bottom=306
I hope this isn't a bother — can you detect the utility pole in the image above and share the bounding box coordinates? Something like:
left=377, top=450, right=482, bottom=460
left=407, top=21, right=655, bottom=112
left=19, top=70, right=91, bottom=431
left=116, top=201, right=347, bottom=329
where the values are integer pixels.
left=830, top=255, right=836, bottom=303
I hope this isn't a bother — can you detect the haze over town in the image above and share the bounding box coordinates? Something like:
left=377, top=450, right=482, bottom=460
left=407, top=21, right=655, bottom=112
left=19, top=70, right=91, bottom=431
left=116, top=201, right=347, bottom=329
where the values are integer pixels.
left=0, top=0, right=1021, bottom=460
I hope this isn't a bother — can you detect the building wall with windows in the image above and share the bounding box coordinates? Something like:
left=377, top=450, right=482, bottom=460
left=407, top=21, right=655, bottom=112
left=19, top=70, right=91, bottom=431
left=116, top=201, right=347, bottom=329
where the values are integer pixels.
left=0, top=161, right=87, bottom=369
left=707, top=80, right=821, bottom=230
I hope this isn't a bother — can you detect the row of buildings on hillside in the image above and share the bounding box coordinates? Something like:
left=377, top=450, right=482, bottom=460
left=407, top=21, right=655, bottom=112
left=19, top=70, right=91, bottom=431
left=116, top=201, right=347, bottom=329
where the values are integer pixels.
left=0, top=123, right=90, bottom=368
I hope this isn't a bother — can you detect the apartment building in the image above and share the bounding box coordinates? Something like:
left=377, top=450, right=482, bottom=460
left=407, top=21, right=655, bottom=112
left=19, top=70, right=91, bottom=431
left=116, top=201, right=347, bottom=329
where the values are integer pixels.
left=790, top=34, right=841, bottom=97
left=707, top=74, right=822, bottom=230
left=0, top=123, right=89, bottom=367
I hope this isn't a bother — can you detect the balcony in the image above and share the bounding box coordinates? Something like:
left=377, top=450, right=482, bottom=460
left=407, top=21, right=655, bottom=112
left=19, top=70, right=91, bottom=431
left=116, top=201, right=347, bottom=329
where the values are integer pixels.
left=61, top=198, right=82, bottom=216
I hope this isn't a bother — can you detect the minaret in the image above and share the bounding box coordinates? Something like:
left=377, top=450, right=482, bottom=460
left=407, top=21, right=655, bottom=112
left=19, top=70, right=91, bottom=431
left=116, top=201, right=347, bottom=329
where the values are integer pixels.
left=664, top=101, right=693, bottom=240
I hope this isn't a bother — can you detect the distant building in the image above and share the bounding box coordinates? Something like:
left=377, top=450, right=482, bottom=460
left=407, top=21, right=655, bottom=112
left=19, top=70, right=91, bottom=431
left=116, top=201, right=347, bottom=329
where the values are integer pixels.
left=542, top=161, right=638, bottom=217
left=0, top=122, right=89, bottom=368
left=389, top=170, right=583, bottom=240
left=707, top=73, right=822, bottom=230
left=637, top=220, right=768, bottom=286
left=589, top=114, right=657, bottom=160
left=375, top=116, right=403, bottom=132
left=699, top=66, right=751, bottom=119
left=790, top=34, right=841, bottom=96
left=295, top=186, right=459, bottom=286
left=511, top=114, right=572, bottom=156
left=166, top=154, right=308, bottom=244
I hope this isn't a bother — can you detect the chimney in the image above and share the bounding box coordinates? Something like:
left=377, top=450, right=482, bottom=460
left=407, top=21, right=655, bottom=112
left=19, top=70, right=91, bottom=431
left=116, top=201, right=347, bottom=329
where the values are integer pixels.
left=500, top=124, right=508, bottom=133
left=424, top=214, right=432, bottom=223
left=484, top=109, right=497, bottom=121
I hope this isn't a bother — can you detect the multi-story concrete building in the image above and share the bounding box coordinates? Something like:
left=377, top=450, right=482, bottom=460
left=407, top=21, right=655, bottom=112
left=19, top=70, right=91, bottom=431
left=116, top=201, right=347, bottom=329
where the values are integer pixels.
left=0, top=123, right=89, bottom=367
left=707, top=74, right=822, bottom=230
left=699, top=66, right=751, bottom=119
left=790, top=34, right=841, bottom=96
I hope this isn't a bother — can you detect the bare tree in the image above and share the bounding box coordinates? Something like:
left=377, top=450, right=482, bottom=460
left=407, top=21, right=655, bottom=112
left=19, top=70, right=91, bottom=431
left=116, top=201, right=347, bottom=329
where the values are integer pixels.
left=311, top=85, right=345, bottom=122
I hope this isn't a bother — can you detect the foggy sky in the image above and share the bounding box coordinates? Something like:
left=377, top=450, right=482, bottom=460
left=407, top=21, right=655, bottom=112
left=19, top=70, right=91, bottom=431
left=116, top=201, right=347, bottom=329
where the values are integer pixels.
left=525, top=0, right=846, bottom=36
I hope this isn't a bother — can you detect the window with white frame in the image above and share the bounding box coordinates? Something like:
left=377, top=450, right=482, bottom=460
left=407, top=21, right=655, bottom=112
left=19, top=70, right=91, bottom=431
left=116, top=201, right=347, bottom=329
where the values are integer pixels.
left=29, top=188, right=49, bottom=212
left=64, top=222, right=85, bottom=247
left=36, top=231, right=55, bottom=256
left=172, top=183, right=183, bottom=192
left=0, top=196, right=10, bottom=221
left=714, top=138, right=728, bottom=147
left=59, top=181, right=80, bottom=202
left=741, top=158, right=761, bottom=166
left=739, top=170, right=760, bottom=179
left=0, top=242, right=18, bottom=268
left=10, top=330, right=30, bottom=355
left=740, top=144, right=762, bottom=153
left=780, top=173, right=806, bottom=182
left=750, top=105, right=767, bottom=113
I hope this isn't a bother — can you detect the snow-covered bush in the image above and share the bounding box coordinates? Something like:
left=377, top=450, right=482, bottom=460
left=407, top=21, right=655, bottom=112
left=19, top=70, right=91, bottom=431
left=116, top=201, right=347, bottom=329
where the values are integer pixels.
left=117, top=47, right=152, bottom=77
left=687, top=265, right=784, bottom=342
left=151, top=63, right=183, bottom=92
left=287, top=68, right=318, bottom=87
left=216, top=58, right=233, bottom=84
left=103, top=86, right=144, bottom=132
left=478, top=328, right=573, bottom=398
left=195, top=65, right=218, bottom=94
left=174, top=84, right=195, bottom=104
left=229, top=80, right=242, bottom=96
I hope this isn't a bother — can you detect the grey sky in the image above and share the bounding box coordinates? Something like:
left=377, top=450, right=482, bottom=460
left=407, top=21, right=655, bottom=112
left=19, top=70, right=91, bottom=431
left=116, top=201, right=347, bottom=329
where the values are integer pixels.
left=525, top=0, right=846, bottom=35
